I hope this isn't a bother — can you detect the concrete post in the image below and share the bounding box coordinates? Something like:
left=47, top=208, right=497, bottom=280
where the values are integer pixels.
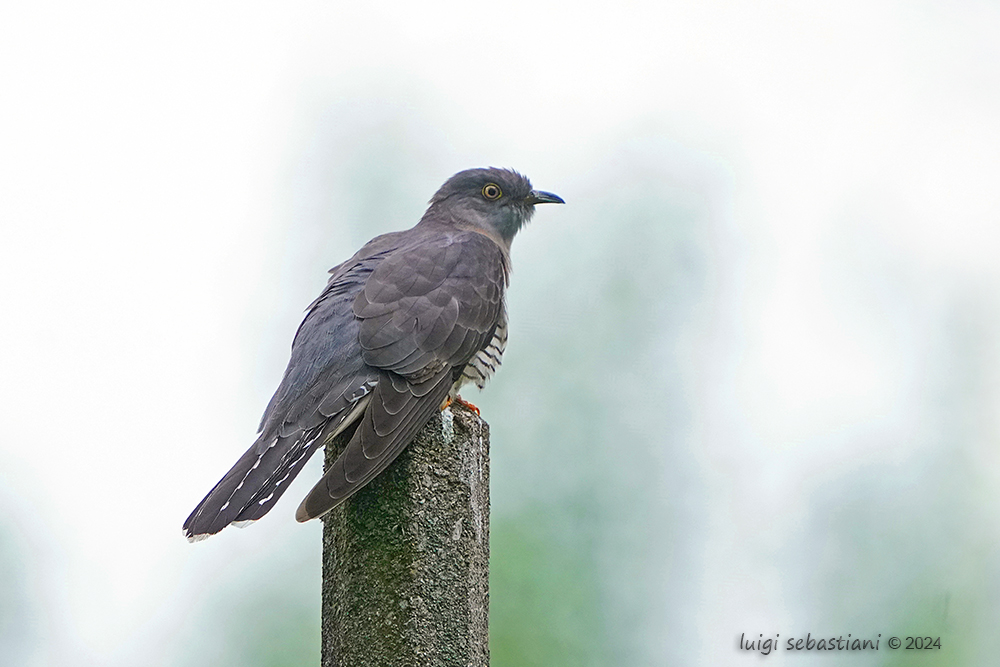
left=321, top=407, right=490, bottom=667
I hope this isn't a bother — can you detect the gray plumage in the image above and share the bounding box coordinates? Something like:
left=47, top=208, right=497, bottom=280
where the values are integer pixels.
left=183, top=167, right=563, bottom=541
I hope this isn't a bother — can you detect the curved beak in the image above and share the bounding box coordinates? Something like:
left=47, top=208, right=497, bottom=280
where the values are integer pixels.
left=526, top=189, right=565, bottom=205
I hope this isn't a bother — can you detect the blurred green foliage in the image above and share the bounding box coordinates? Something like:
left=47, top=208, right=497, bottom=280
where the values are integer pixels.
left=490, top=510, right=607, bottom=667
left=178, top=532, right=320, bottom=667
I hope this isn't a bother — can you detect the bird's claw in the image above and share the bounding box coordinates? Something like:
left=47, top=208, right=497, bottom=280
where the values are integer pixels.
left=440, top=395, right=481, bottom=415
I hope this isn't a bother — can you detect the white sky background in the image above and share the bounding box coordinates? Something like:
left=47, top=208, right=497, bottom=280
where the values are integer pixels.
left=2, top=1, right=999, bottom=665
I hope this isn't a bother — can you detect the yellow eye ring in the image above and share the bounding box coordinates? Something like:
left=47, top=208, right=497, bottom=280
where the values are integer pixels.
left=482, top=183, right=502, bottom=200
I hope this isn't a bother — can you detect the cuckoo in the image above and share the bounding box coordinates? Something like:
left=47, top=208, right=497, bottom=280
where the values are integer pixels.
left=183, top=167, right=563, bottom=541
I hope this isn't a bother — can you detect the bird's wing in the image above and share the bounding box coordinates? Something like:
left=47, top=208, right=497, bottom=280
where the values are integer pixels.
left=295, top=229, right=508, bottom=521
left=182, top=240, right=402, bottom=540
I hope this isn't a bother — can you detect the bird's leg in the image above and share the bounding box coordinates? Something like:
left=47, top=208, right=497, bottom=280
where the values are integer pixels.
left=440, top=395, right=481, bottom=415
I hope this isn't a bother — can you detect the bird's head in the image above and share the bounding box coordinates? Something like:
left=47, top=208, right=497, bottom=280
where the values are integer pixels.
left=424, top=167, right=564, bottom=246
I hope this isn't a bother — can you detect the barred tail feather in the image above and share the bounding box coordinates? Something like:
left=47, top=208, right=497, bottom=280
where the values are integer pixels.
left=183, top=433, right=321, bottom=541
left=183, top=393, right=373, bottom=541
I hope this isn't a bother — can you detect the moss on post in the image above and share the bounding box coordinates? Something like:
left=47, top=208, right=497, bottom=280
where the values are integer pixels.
left=321, top=407, right=490, bottom=667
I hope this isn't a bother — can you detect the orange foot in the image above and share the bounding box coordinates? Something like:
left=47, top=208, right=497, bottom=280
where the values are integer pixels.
left=440, top=395, right=481, bottom=415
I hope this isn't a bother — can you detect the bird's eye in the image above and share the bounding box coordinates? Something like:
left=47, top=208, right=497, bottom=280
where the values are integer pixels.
left=482, top=183, right=502, bottom=200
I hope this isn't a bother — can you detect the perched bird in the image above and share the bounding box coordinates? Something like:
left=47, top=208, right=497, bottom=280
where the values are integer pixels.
left=183, top=168, right=563, bottom=541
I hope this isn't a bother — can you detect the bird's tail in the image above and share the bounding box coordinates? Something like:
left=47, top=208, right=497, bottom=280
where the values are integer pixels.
left=182, top=431, right=323, bottom=542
